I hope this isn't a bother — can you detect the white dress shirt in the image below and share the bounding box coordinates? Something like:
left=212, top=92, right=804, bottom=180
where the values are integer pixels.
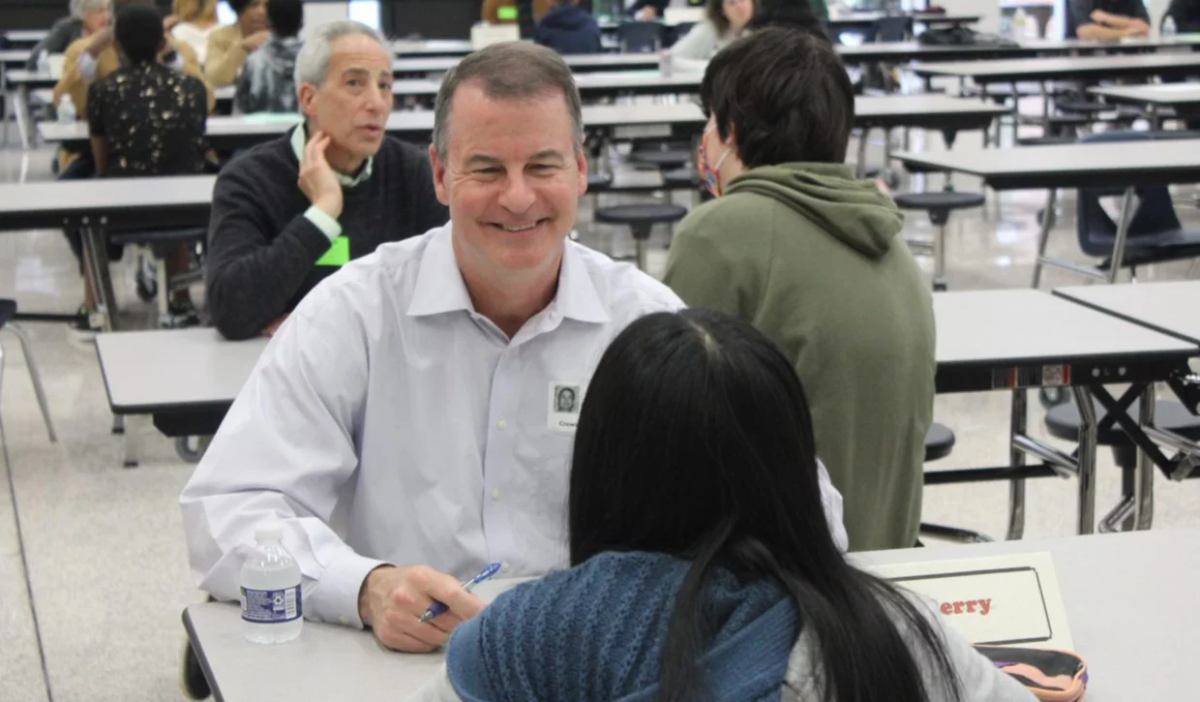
left=180, top=223, right=847, bottom=629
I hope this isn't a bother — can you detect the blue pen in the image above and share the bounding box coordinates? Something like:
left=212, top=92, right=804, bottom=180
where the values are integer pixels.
left=418, top=562, right=502, bottom=624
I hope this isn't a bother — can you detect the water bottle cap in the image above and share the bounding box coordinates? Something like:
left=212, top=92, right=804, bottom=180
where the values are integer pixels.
left=254, top=521, right=284, bottom=542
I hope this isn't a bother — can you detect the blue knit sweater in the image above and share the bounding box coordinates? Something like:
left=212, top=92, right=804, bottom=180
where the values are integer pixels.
left=446, top=551, right=798, bottom=702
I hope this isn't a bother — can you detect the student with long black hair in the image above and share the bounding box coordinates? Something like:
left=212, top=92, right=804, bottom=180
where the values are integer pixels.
left=409, top=309, right=1032, bottom=702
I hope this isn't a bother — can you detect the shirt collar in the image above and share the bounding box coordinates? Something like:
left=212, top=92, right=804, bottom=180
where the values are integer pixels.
left=406, top=226, right=610, bottom=325
left=290, top=125, right=373, bottom=188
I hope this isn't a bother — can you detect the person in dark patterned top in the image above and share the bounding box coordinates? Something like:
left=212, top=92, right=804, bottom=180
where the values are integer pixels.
left=234, top=0, right=303, bottom=114
left=87, top=2, right=208, bottom=177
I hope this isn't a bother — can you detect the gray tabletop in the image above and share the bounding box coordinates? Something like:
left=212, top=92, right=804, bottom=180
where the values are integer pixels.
left=933, top=289, right=1195, bottom=393
left=0, top=175, right=215, bottom=232
left=96, top=329, right=268, bottom=413
left=3, top=30, right=48, bottom=45
left=183, top=529, right=1200, bottom=702
left=1089, top=82, right=1200, bottom=107
left=1054, top=281, right=1200, bottom=346
left=0, top=49, right=30, bottom=67
left=912, top=52, right=1200, bottom=82
left=390, top=39, right=476, bottom=57
left=394, top=70, right=704, bottom=98
left=4, top=69, right=56, bottom=88
left=895, top=138, right=1200, bottom=190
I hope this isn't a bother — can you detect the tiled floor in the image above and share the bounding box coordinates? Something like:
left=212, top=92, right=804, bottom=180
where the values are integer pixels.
left=1, top=112, right=1198, bottom=702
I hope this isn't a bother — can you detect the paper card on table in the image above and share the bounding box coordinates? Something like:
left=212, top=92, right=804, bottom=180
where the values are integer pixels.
left=866, top=553, right=1073, bottom=650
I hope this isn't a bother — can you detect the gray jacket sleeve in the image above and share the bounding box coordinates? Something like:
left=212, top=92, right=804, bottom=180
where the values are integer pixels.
left=669, top=20, right=722, bottom=60
left=25, top=17, right=82, bottom=68
left=404, top=665, right=461, bottom=702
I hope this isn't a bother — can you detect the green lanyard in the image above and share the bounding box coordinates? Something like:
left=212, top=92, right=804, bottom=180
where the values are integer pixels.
left=316, top=235, right=350, bottom=267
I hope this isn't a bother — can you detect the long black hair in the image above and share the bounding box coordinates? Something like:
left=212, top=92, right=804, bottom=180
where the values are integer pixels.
left=568, top=309, right=962, bottom=702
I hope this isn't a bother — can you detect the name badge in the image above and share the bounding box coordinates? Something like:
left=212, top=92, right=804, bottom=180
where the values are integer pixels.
left=866, top=553, right=1073, bottom=649
left=547, top=382, right=585, bottom=433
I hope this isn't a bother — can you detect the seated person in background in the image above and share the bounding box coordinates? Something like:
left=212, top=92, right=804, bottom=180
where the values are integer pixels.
left=534, top=0, right=603, bottom=54
left=168, top=0, right=219, bottom=65
left=204, top=0, right=268, bottom=87
left=182, top=41, right=850, bottom=653
left=205, top=21, right=447, bottom=339
left=54, top=0, right=212, bottom=135
left=631, top=0, right=670, bottom=20
left=1068, top=0, right=1150, bottom=39
left=234, top=0, right=303, bottom=113
left=87, top=2, right=210, bottom=325
left=672, top=0, right=756, bottom=61
left=410, top=310, right=1033, bottom=702
left=26, top=0, right=112, bottom=69
left=663, top=28, right=934, bottom=552
left=1165, top=0, right=1200, bottom=31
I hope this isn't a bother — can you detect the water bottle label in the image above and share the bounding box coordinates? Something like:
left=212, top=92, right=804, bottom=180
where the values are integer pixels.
left=240, top=585, right=301, bottom=624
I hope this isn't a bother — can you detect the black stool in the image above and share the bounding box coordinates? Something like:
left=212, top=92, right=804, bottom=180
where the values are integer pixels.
left=110, top=228, right=206, bottom=324
left=893, top=191, right=986, bottom=291
left=919, top=423, right=994, bottom=543
left=1046, top=399, right=1200, bottom=531
left=594, top=204, right=688, bottom=271
left=1016, top=135, right=1075, bottom=147
left=630, top=149, right=692, bottom=169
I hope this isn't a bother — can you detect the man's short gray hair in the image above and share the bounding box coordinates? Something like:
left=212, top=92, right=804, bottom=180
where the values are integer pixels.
left=70, top=0, right=111, bottom=18
left=294, top=20, right=388, bottom=89
left=432, top=42, right=584, bottom=159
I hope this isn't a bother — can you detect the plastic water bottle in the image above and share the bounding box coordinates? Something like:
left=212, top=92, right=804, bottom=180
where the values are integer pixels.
left=36, top=51, right=50, bottom=75
left=1163, top=15, right=1177, bottom=39
left=56, top=95, right=76, bottom=123
left=1013, top=8, right=1028, bottom=39
left=658, top=49, right=673, bottom=77
left=239, top=522, right=303, bottom=644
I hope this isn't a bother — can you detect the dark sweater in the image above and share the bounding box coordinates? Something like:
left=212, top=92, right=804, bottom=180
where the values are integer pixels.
left=535, top=5, right=603, bottom=54
left=205, top=133, right=448, bottom=340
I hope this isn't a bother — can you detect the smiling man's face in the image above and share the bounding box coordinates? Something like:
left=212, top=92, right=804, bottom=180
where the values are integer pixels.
left=431, top=81, right=588, bottom=282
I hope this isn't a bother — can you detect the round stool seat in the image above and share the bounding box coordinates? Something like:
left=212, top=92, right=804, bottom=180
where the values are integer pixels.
left=630, top=149, right=692, bottom=168
left=1045, top=113, right=1091, bottom=126
left=893, top=191, right=986, bottom=212
left=925, top=422, right=956, bottom=462
left=587, top=173, right=613, bottom=191
left=0, top=299, right=15, bottom=328
left=1017, top=136, right=1076, bottom=147
left=1055, top=100, right=1110, bottom=115
left=661, top=168, right=701, bottom=188
left=1045, top=400, right=1200, bottom=446
left=595, top=203, right=689, bottom=227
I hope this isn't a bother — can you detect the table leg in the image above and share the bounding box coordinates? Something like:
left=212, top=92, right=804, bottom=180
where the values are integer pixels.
left=1040, top=81, right=1050, bottom=133
left=14, top=84, right=31, bottom=150
left=1031, top=188, right=1058, bottom=289
left=1, top=62, right=9, bottom=147
left=1007, top=388, right=1027, bottom=541
left=1135, top=383, right=1156, bottom=530
left=122, top=416, right=139, bottom=469
left=1074, top=386, right=1098, bottom=535
left=1107, top=186, right=1136, bottom=284
left=82, top=221, right=121, bottom=332
left=855, top=126, right=870, bottom=179
left=1010, top=81, right=1020, bottom=146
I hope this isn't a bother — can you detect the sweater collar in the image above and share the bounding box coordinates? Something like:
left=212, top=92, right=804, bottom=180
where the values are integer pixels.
left=289, top=124, right=374, bottom=188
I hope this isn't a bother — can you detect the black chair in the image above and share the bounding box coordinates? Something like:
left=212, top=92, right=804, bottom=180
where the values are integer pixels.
left=0, top=300, right=57, bottom=450
left=1045, top=399, right=1200, bottom=531
left=617, top=21, right=663, bottom=53
left=1071, top=131, right=1200, bottom=279
left=919, top=423, right=995, bottom=543
left=893, top=190, right=986, bottom=291
left=594, top=203, right=688, bottom=271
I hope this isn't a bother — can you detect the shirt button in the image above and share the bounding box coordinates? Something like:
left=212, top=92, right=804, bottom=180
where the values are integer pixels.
left=501, top=562, right=511, bottom=574
left=492, top=488, right=502, bottom=501
left=497, top=419, right=507, bottom=430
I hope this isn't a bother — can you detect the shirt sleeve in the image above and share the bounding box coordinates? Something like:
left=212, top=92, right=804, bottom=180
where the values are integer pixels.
left=669, top=21, right=721, bottom=60
left=304, top=205, right=343, bottom=242
left=180, top=288, right=387, bottom=629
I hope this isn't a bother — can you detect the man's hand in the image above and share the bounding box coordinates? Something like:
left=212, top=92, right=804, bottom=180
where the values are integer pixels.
left=262, top=314, right=289, bottom=337
left=358, top=565, right=485, bottom=652
left=163, top=14, right=182, bottom=32
left=86, top=27, right=114, bottom=57
left=299, top=131, right=344, bottom=220
left=240, top=30, right=271, bottom=54
left=636, top=7, right=659, bottom=20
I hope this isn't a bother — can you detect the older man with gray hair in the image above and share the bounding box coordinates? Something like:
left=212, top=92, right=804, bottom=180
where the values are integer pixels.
left=204, top=20, right=447, bottom=340
left=181, top=39, right=848, bottom=661
left=25, top=0, right=112, bottom=68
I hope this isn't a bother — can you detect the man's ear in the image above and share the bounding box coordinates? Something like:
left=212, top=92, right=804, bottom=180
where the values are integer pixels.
left=297, top=83, right=317, bottom=120
left=429, top=143, right=450, bottom=206
left=576, top=145, right=588, bottom=198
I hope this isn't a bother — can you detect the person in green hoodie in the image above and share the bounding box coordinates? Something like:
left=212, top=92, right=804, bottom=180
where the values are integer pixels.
left=663, top=27, right=935, bottom=553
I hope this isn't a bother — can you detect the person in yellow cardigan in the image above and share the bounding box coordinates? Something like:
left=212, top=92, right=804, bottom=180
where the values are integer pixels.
left=204, top=0, right=268, bottom=87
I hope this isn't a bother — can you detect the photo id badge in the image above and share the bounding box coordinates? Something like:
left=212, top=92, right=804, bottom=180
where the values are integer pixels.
left=548, top=382, right=585, bottom=433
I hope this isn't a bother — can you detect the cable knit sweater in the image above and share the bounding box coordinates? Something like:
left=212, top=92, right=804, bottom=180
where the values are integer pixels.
left=406, top=553, right=1036, bottom=702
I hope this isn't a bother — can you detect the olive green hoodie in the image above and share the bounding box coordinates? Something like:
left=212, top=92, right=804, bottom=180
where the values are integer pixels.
left=663, top=162, right=935, bottom=552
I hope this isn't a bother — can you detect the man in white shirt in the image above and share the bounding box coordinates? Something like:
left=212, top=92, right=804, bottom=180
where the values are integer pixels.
left=180, top=41, right=847, bottom=655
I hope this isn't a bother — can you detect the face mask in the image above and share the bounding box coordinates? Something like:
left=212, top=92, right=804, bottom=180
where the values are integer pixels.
left=697, top=125, right=731, bottom=197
